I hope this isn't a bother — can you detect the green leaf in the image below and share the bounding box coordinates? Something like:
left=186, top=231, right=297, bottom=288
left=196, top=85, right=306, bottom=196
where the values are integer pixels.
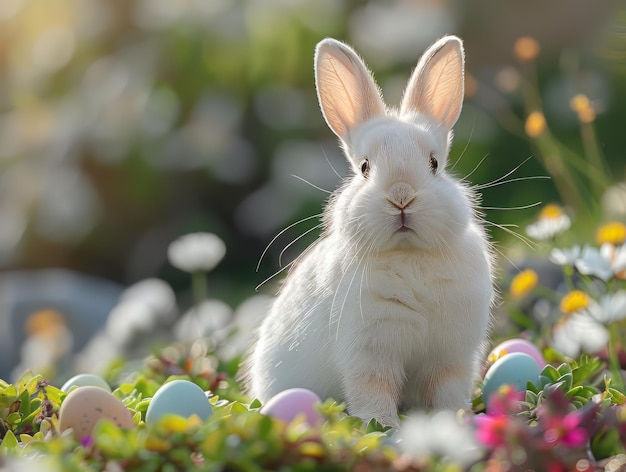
left=538, top=375, right=553, bottom=390
left=566, top=385, right=584, bottom=397
left=607, top=388, right=626, bottom=405
left=228, top=401, right=248, bottom=414
left=540, top=364, right=560, bottom=382
left=135, top=398, right=151, bottom=413
left=559, top=372, right=573, bottom=391
left=6, top=412, right=22, bottom=428
left=556, top=363, right=572, bottom=376
left=18, top=389, right=31, bottom=418
left=249, top=398, right=262, bottom=410
left=23, top=374, right=44, bottom=396
left=0, top=385, right=18, bottom=407
left=526, top=380, right=540, bottom=395
left=257, top=414, right=274, bottom=439
left=591, top=428, right=625, bottom=460
left=571, top=355, right=603, bottom=386
left=365, top=418, right=389, bottom=434
left=525, top=389, right=538, bottom=404
left=0, top=430, right=19, bottom=450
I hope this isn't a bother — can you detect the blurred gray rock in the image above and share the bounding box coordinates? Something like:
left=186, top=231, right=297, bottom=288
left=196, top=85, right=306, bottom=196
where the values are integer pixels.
left=0, top=269, right=123, bottom=380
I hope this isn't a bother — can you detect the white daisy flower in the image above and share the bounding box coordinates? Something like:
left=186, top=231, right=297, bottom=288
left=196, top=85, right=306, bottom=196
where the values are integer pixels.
left=552, top=290, right=626, bottom=358
left=552, top=311, right=609, bottom=358
left=549, top=245, right=581, bottom=266
left=396, top=410, right=482, bottom=467
left=174, top=299, right=232, bottom=342
left=526, top=204, right=571, bottom=241
left=575, top=243, right=624, bottom=281
left=609, top=244, right=626, bottom=276
left=167, top=232, right=226, bottom=273
left=596, top=291, right=626, bottom=324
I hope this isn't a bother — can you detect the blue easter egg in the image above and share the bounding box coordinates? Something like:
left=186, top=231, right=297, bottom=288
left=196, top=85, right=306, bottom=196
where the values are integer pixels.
left=61, top=374, right=112, bottom=393
left=145, top=380, right=213, bottom=424
left=482, top=352, right=541, bottom=407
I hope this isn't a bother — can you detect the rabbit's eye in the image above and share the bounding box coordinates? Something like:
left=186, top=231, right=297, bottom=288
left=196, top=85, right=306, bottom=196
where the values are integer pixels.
left=360, top=158, right=370, bottom=178
left=429, top=153, right=438, bottom=174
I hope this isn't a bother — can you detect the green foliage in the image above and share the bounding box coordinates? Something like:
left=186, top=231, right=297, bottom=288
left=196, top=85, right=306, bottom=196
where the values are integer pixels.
left=0, top=372, right=64, bottom=443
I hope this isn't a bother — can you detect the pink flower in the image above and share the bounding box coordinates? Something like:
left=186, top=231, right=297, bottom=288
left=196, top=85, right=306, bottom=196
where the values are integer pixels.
left=474, top=414, right=509, bottom=447
left=486, top=385, right=525, bottom=415
left=543, top=411, right=588, bottom=448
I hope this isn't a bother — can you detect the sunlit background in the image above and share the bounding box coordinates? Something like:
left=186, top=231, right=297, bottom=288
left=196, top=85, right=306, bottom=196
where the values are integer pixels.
left=1, top=0, right=625, bottom=382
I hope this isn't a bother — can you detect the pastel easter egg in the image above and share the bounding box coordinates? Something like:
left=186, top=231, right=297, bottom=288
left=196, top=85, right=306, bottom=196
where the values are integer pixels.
left=488, top=338, right=545, bottom=367
left=145, top=380, right=213, bottom=425
left=61, top=374, right=112, bottom=393
left=482, top=352, right=541, bottom=408
left=59, top=386, right=135, bottom=441
left=260, top=388, right=323, bottom=426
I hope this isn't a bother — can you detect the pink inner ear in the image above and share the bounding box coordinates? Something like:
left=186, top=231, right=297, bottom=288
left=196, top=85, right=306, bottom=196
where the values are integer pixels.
left=400, top=38, right=464, bottom=130
left=315, top=40, right=385, bottom=141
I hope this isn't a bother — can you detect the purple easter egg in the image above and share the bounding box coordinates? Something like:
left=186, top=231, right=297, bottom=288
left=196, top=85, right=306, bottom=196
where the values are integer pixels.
left=488, top=338, right=545, bottom=367
left=260, top=388, right=323, bottom=426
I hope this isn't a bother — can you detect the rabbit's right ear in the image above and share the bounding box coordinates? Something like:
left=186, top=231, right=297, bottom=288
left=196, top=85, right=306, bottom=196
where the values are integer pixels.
left=315, top=39, right=385, bottom=142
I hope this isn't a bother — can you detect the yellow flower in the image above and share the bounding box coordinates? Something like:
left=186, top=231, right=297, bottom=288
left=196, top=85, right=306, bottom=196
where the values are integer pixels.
left=570, top=94, right=590, bottom=113
left=559, top=291, right=590, bottom=315
left=299, top=441, right=326, bottom=459
left=526, top=204, right=571, bottom=240
left=487, top=348, right=508, bottom=364
left=596, top=221, right=626, bottom=246
left=514, top=37, right=540, bottom=62
left=525, top=111, right=547, bottom=138
left=510, top=269, right=538, bottom=298
left=569, top=94, right=596, bottom=123
left=539, top=204, right=563, bottom=220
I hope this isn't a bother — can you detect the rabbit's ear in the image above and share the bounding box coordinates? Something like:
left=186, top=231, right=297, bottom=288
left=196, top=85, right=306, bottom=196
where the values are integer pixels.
left=315, top=38, right=385, bottom=141
left=400, top=36, right=465, bottom=130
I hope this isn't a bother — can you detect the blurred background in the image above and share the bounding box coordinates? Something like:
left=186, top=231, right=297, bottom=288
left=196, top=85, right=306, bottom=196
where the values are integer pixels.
left=1, top=0, right=625, bottom=382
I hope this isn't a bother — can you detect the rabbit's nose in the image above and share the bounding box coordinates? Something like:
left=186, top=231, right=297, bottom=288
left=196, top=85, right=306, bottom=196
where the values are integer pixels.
left=386, top=182, right=416, bottom=209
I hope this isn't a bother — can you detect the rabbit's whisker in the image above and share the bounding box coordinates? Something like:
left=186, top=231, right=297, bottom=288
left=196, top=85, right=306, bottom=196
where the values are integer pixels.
left=332, top=230, right=371, bottom=339
left=483, top=220, right=537, bottom=250
left=460, top=153, right=490, bottom=181
left=449, top=117, right=476, bottom=172
left=290, top=174, right=333, bottom=194
left=256, top=213, right=323, bottom=272
left=322, top=147, right=344, bottom=180
left=475, top=175, right=550, bottom=190
left=255, top=230, right=323, bottom=291
left=279, top=223, right=324, bottom=267
left=472, top=155, right=536, bottom=189
left=482, top=201, right=542, bottom=211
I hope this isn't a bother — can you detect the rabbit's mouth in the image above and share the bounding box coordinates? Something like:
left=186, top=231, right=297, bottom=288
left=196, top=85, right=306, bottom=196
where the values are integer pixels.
left=394, top=209, right=415, bottom=234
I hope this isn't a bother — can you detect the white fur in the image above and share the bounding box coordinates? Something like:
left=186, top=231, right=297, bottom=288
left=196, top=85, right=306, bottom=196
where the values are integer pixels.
left=245, top=36, right=494, bottom=427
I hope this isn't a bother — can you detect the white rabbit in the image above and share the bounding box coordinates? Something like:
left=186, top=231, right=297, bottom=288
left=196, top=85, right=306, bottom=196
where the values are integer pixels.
left=246, top=36, right=494, bottom=427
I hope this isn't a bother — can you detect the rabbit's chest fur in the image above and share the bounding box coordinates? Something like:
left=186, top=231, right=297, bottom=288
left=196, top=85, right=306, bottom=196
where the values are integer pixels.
left=249, top=227, right=492, bottom=406
left=330, top=231, right=492, bottom=362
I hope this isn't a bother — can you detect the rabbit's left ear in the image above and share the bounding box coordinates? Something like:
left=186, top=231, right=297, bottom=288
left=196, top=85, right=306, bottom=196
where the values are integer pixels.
left=400, top=36, right=465, bottom=130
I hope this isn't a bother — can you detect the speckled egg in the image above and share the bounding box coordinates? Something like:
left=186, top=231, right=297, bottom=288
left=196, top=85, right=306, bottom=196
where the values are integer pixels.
left=260, top=388, right=323, bottom=426
left=482, top=352, right=541, bottom=408
left=488, top=338, right=545, bottom=367
left=59, top=386, right=135, bottom=440
left=61, top=374, right=112, bottom=393
left=145, top=380, right=213, bottom=424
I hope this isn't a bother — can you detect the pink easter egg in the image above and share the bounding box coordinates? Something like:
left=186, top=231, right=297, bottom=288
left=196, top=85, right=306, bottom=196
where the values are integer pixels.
left=488, top=338, right=545, bottom=368
left=260, top=388, right=323, bottom=426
